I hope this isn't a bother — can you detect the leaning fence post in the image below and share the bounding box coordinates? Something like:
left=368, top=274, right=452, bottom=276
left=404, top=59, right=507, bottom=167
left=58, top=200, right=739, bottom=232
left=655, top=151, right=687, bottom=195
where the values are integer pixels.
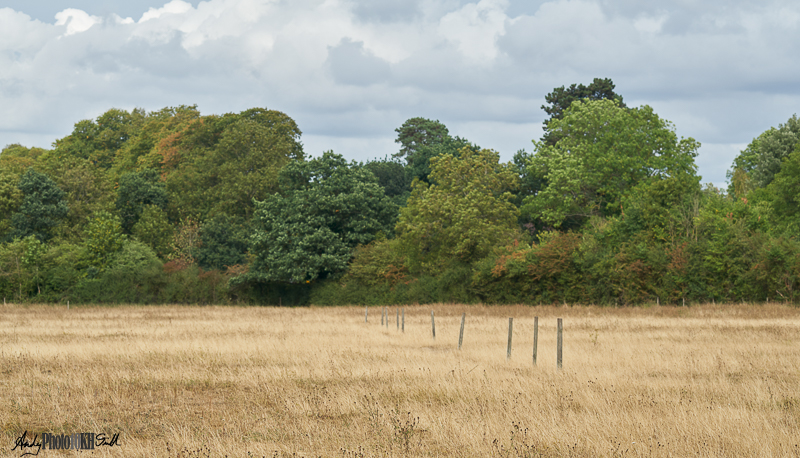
left=533, top=316, right=538, bottom=366
left=458, top=313, right=466, bottom=349
left=396, top=308, right=399, bottom=331
left=402, top=308, right=405, bottom=332
left=365, top=306, right=368, bottom=323
left=381, top=308, right=384, bottom=326
left=431, top=311, right=436, bottom=340
left=507, top=317, right=513, bottom=360
left=557, top=318, right=563, bottom=370
left=386, top=307, right=389, bottom=329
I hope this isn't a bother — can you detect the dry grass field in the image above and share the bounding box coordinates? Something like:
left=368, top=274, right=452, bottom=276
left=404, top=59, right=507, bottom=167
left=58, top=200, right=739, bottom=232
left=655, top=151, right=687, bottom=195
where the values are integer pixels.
left=1, top=302, right=799, bottom=457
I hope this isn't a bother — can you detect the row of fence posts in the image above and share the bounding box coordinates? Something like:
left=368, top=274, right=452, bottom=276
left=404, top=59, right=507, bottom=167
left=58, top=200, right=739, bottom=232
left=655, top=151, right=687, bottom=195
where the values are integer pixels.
left=366, top=307, right=563, bottom=369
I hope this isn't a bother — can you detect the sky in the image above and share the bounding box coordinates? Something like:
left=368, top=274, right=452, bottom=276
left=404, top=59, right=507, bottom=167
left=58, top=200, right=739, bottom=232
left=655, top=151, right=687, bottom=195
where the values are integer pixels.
left=1, top=0, right=799, bottom=187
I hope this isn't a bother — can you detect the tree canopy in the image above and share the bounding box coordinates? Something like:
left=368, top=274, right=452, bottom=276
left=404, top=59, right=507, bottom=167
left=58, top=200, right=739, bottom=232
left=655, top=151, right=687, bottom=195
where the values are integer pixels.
left=521, top=99, right=700, bottom=230
left=244, top=152, right=396, bottom=284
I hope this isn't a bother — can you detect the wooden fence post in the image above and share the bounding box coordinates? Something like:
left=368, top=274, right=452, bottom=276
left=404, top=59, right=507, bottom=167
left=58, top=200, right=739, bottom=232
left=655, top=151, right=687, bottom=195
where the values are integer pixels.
left=533, top=316, right=538, bottom=366
left=396, top=308, right=399, bottom=330
left=458, top=313, right=465, bottom=349
left=557, top=318, right=563, bottom=370
left=381, top=308, right=384, bottom=326
left=402, top=308, right=405, bottom=332
left=365, top=306, right=368, bottom=323
left=431, top=311, right=436, bottom=340
left=507, top=317, right=513, bottom=360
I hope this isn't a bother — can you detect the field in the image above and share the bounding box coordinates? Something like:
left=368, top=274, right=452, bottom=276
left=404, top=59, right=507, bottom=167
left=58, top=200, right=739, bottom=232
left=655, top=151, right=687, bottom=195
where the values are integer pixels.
left=1, top=303, right=799, bottom=457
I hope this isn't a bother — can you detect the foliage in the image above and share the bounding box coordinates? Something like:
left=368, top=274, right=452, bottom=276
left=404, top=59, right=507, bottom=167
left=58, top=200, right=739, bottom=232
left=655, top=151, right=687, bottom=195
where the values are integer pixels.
left=83, top=210, right=125, bottom=270
left=74, top=240, right=163, bottom=303
left=9, top=169, right=69, bottom=242
left=244, top=152, right=396, bottom=284
left=132, top=205, right=174, bottom=258
left=396, top=148, right=520, bottom=273
left=195, top=214, right=249, bottom=270
left=522, top=99, right=700, bottom=230
left=393, top=117, right=449, bottom=160
left=363, top=158, right=411, bottom=206
left=541, top=77, right=625, bottom=145
left=727, top=114, right=800, bottom=193
left=116, top=170, right=168, bottom=233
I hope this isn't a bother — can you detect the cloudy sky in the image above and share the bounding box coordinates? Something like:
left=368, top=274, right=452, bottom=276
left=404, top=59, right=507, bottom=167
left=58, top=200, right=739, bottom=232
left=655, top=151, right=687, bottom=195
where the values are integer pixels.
left=1, top=0, right=799, bottom=186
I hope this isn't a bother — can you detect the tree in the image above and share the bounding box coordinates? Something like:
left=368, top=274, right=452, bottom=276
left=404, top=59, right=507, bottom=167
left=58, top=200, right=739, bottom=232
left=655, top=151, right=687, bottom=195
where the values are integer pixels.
left=245, top=152, right=396, bottom=283
left=727, top=114, right=800, bottom=194
left=541, top=77, right=625, bottom=145
left=761, top=143, right=800, bottom=233
left=53, top=108, right=144, bottom=169
left=404, top=135, right=477, bottom=184
left=363, top=158, right=410, bottom=199
left=83, top=210, right=125, bottom=269
left=9, top=169, right=69, bottom=242
left=163, top=108, right=304, bottom=220
left=0, top=173, right=23, bottom=239
left=131, top=205, right=174, bottom=258
left=522, top=99, right=700, bottom=230
left=393, top=117, right=450, bottom=161
left=195, top=214, right=249, bottom=270
left=116, top=170, right=168, bottom=233
left=396, top=148, right=520, bottom=272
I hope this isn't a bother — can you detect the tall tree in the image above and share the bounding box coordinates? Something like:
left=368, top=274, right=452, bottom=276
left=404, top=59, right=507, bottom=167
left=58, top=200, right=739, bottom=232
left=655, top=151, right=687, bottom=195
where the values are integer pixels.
left=116, top=170, right=168, bottom=233
left=541, top=77, right=625, bottom=145
left=9, top=169, right=69, bottom=242
left=393, top=117, right=450, bottom=161
left=522, top=99, right=700, bottom=230
left=396, top=148, right=520, bottom=272
left=727, top=114, right=800, bottom=195
left=244, top=152, right=396, bottom=283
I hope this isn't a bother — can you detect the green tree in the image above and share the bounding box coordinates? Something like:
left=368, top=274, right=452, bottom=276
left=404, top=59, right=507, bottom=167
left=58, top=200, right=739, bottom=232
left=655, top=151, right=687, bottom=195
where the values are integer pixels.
left=131, top=205, right=174, bottom=258
left=84, top=210, right=126, bottom=270
left=245, top=152, right=396, bottom=283
left=522, top=99, right=699, bottom=230
left=727, top=114, right=800, bottom=194
left=195, top=214, right=249, bottom=270
left=541, top=77, right=625, bottom=145
left=363, top=158, right=409, bottom=197
left=116, top=170, right=168, bottom=233
left=22, top=235, right=45, bottom=296
left=9, top=169, right=69, bottom=242
left=0, top=173, right=23, bottom=239
left=759, top=143, right=800, bottom=234
left=393, top=117, right=450, bottom=161
left=164, top=108, right=304, bottom=220
left=396, top=147, right=520, bottom=273
left=53, top=108, right=144, bottom=169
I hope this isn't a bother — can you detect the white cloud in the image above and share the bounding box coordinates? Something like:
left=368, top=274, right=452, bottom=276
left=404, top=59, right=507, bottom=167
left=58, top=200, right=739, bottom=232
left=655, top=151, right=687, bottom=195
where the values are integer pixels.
left=438, top=0, right=509, bottom=63
left=139, top=0, right=193, bottom=23
left=54, top=8, right=101, bottom=36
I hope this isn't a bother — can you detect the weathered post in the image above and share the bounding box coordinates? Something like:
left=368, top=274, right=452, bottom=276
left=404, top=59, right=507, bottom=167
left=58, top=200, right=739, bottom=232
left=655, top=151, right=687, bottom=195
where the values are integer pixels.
left=557, top=318, right=563, bottom=370
left=365, top=306, right=368, bottom=323
left=532, top=316, right=538, bottom=366
left=386, top=307, right=389, bottom=329
left=507, top=317, right=513, bottom=360
left=396, top=308, right=399, bottom=330
left=458, top=313, right=466, bottom=349
left=431, top=311, right=436, bottom=340
left=381, top=307, right=384, bottom=326
left=402, top=308, right=405, bottom=332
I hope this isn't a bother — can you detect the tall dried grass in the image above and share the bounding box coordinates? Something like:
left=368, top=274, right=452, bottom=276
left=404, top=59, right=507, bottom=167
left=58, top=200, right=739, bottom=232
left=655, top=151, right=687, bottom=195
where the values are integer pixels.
left=1, top=302, right=799, bottom=457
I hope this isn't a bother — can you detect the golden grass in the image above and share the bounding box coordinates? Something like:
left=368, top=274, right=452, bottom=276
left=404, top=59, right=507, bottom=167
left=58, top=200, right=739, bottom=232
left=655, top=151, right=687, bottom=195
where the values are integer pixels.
left=1, top=302, right=799, bottom=457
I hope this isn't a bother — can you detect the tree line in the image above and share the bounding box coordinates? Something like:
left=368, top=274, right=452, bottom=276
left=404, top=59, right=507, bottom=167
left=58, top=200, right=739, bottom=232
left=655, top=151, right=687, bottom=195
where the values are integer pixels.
left=1, top=79, right=799, bottom=305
